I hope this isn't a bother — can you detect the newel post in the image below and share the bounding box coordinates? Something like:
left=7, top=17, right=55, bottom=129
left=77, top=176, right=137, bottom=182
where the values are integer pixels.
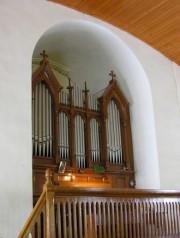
left=44, top=169, right=56, bottom=238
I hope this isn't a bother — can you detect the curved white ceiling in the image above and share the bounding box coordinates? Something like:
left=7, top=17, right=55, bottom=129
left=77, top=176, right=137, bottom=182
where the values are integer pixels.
left=33, top=20, right=132, bottom=99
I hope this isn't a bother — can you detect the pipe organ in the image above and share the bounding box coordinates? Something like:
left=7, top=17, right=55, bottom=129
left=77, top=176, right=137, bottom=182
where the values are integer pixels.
left=32, top=51, right=135, bottom=203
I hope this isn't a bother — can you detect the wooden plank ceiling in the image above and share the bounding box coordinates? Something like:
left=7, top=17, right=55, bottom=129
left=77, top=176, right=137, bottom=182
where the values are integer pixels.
left=49, top=0, right=180, bottom=66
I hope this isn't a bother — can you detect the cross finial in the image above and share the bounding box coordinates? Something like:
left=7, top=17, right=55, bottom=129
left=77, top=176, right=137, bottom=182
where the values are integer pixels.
left=83, top=82, right=89, bottom=95
left=40, top=50, right=48, bottom=61
left=67, top=77, right=73, bottom=91
left=109, top=70, right=116, bottom=84
left=109, top=70, right=116, bottom=80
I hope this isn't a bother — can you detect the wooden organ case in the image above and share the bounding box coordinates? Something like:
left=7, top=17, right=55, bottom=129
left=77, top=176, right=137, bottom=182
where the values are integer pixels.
left=32, top=51, right=135, bottom=203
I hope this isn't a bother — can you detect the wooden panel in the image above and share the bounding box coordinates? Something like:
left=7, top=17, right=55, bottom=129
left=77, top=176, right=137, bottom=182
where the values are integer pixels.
left=49, top=0, right=180, bottom=65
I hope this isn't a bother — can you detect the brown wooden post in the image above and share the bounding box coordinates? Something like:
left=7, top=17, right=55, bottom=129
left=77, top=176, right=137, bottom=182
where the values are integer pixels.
left=67, top=78, right=75, bottom=167
left=98, top=98, right=108, bottom=169
left=44, top=169, right=56, bottom=238
left=83, top=82, right=91, bottom=167
left=55, top=106, right=60, bottom=164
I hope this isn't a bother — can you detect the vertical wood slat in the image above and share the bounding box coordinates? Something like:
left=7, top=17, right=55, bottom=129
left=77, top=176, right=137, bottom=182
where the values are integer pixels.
left=83, top=202, right=87, bottom=238
left=62, top=202, right=67, bottom=238
left=93, top=202, right=97, bottom=238
left=88, top=202, right=92, bottom=238
left=102, top=202, right=107, bottom=238
left=143, top=202, right=147, bottom=237
left=119, top=202, right=124, bottom=238
left=128, top=202, right=132, bottom=238
left=73, top=201, right=77, bottom=238
left=97, top=202, right=102, bottom=238
left=132, top=202, right=136, bottom=238
left=171, top=202, right=175, bottom=234
left=107, top=202, right=111, bottom=238
left=78, top=202, right=83, bottom=238
left=167, top=202, right=171, bottom=235
left=57, top=203, right=62, bottom=238
left=111, top=202, right=115, bottom=238
left=115, top=202, right=120, bottom=238
left=173, top=202, right=178, bottom=234
left=37, top=216, right=41, bottom=238
left=176, top=202, right=180, bottom=234
left=68, top=202, right=72, bottom=238
left=124, top=202, right=128, bottom=238
left=160, top=202, right=165, bottom=237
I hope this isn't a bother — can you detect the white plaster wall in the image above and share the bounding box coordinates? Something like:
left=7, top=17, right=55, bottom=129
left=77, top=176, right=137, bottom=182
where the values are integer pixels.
left=111, top=33, right=180, bottom=189
left=0, top=0, right=179, bottom=236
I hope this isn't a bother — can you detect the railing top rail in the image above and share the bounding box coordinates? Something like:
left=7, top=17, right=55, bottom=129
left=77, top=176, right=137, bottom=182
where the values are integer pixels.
left=54, top=186, right=180, bottom=198
left=18, top=189, right=46, bottom=238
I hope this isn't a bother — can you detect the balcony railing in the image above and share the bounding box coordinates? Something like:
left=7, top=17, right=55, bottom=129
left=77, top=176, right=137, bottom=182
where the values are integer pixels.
left=18, top=169, right=180, bottom=238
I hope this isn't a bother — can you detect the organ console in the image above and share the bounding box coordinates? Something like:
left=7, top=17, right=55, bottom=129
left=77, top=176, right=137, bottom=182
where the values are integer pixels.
left=32, top=51, right=135, bottom=204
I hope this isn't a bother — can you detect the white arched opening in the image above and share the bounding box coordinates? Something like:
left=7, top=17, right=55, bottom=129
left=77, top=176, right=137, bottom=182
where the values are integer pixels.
left=33, top=20, right=160, bottom=189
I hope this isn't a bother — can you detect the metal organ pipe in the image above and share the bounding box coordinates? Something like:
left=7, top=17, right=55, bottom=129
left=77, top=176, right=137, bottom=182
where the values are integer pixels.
left=60, top=91, right=69, bottom=105
left=107, top=100, right=122, bottom=164
left=75, top=115, right=85, bottom=168
left=32, top=81, right=53, bottom=158
left=42, top=84, right=46, bottom=157
left=46, top=88, right=50, bottom=157
left=90, top=118, right=100, bottom=162
left=34, top=86, right=38, bottom=156
left=59, top=112, right=69, bottom=160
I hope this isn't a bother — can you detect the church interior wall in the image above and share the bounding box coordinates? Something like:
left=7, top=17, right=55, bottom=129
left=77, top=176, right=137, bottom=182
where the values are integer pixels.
left=0, top=0, right=179, bottom=236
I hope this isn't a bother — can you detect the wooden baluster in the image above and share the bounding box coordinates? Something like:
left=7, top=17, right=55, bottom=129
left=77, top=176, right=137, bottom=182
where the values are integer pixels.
left=62, top=202, right=67, bottom=238
left=173, top=202, right=178, bottom=234
left=88, top=202, right=92, bottom=238
left=102, top=202, right=107, bottom=238
left=143, top=202, right=147, bottom=237
left=73, top=201, right=78, bottom=238
left=128, top=202, right=132, bottom=238
left=154, top=202, right=158, bottom=237
left=171, top=202, right=175, bottom=234
left=93, top=202, right=97, bottom=238
left=136, top=202, right=140, bottom=238
left=158, top=201, right=162, bottom=235
left=160, top=201, right=164, bottom=236
left=124, top=202, right=128, bottom=238
left=107, top=202, right=111, bottom=238
left=68, top=202, right=72, bottom=238
left=111, top=202, right=116, bottom=238
left=120, top=202, right=124, bottom=238
left=176, top=202, right=180, bottom=234
left=57, top=202, right=62, bottom=238
left=97, top=202, right=102, bottom=238
left=167, top=202, right=171, bottom=235
left=78, top=202, right=83, bottom=238
left=83, top=201, right=88, bottom=238
left=115, top=202, right=120, bottom=238
left=37, top=216, right=41, bottom=238
left=132, top=202, right=136, bottom=238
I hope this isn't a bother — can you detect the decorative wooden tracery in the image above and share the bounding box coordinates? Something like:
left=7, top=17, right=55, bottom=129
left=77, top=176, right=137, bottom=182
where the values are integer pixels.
left=32, top=51, right=135, bottom=203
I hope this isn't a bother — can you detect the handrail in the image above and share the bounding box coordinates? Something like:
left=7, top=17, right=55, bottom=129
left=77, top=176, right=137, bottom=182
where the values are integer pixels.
left=18, top=189, right=46, bottom=238
left=54, top=186, right=180, bottom=198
